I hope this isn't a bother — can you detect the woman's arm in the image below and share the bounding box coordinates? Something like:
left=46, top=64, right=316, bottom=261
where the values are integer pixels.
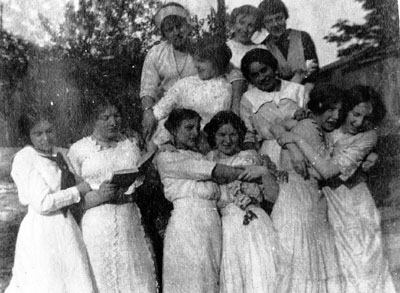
left=82, top=180, right=118, bottom=210
left=212, top=164, right=244, bottom=184
left=278, top=132, right=341, bottom=179
left=11, top=153, right=84, bottom=214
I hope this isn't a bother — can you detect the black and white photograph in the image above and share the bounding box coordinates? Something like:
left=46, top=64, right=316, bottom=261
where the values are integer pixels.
left=0, top=0, right=399, bottom=292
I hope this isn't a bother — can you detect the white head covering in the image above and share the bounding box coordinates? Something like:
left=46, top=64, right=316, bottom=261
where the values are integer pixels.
left=154, top=3, right=190, bottom=29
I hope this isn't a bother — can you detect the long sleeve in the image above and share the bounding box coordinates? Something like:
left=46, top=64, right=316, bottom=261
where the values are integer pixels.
left=152, top=81, right=182, bottom=121
left=140, top=46, right=162, bottom=100
left=156, top=151, right=216, bottom=181
left=240, top=93, right=257, bottom=144
left=11, top=148, right=81, bottom=214
left=332, top=130, right=377, bottom=181
left=67, top=143, right=83, bottom=177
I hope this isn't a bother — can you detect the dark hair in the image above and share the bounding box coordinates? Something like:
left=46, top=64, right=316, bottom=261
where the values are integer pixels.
left=88, top=97, right=122, bottom=123
left=230, top=5, right=263, bottom=30
left=18, top=107, right=55, bottom=145
left=194, top=36, right=232, bottom=76
left=159, top=2, right=189, bottom=38
left=347, top=85, right=386, bottom=126
left=161, top=15, right=188, bottom=38
left=164, top=108, right=201, bottom=135
left=258, top=0, right=289, bottom=19
left=241, top=48, right=278, bottom=81
left=307, top=83, right=348, bottom=122
left=204, top=111, right=247, bottom=148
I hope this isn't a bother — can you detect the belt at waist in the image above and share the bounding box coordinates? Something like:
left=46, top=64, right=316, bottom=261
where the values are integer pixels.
left=173, top=197, right=217, bottom=210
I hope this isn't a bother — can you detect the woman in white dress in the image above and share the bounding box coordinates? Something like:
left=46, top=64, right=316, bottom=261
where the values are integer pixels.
left=147, top=36, right=233, bottom=152
left=6, top=111, right=95, bottom=293
left=240, top=48, right=306, bottom=167
left=68, top=100, right=157, bottom=293
left=156, top=108, right=254, bottom=293
left=278, top=85, right=395, bottom=292
left=271, top=84, right=345, bottom=292
left=204, top=111, right=280, bottom=293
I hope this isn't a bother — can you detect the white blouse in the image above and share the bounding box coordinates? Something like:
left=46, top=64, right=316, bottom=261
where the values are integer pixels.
left=156, top=149, right=219, bottom=203
left=11, top=146, right=81, bottom=214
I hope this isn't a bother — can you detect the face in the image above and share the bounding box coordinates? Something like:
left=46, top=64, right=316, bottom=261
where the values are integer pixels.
left=30, top=120, right=56, bottom=153
left=233, top=14, right=257, bottom=44
left=248, top=61, right=277, bottom=92
left=194, top=57, right=218, bottom=80
left=263, top=12, right=287, bottom=38
left=94, top=105, right=122, bottom=141
left=215, top=123, right=241, bottom=156
left=316, top=102, right=343, bottom=132
left=162, top=16, right=191, bottom=51
left=173, top=117, right=200, bottom=150
left=343, top=102, right=373, bottom=135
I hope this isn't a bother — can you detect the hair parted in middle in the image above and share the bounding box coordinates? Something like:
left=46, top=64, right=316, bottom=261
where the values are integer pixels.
left=204, top=110, right=247, bottom=148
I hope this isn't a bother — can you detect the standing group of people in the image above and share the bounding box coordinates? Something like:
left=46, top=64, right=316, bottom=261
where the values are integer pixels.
left=5, top=1, right=396, bottom=293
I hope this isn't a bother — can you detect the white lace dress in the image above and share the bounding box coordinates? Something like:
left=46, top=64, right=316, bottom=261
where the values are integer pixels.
left=208, top=150, right=278, bottom=293
left=323, top=129, right=395, bottom=292
left=68, top=136, right=157, bottom=293
left=6, top=146, right=95, bottom=293
left=152, top=75, right=232, bottom=145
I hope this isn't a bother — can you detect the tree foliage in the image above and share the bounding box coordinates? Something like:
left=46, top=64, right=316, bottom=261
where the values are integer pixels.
left=324, top=0, right=399, bottom=57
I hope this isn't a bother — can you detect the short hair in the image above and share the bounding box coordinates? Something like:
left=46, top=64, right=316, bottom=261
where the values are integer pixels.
left=258, top=0, right=289, bottom=19
left=241, top=48, right=278, bottom=81
left=164, top=108, right=201, bottom=135
left=18, top=107, right=55, bottom=145
left=204, top=111, right=247, bottom=148
left=347, top=85, right=386, bottom=126
left=194, top=36, right=232, bottom=76
left=230, top=5, right=263, bottom=30
left=307, top=83, right=348, bottom=123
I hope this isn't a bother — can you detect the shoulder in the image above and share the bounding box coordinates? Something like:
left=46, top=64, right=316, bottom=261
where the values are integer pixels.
left=281, top=80, right=305, bottom=92
left=68, top=136, right=94, bottom=159
left=292, top=118, right=319, bottom=136
left=146, top=41, right=169, bottom=56
left=69, top=136, right=92, bottom=152
left=13, top=146, right=37, bottom=163
left=352, top=129, right=378, bottom=145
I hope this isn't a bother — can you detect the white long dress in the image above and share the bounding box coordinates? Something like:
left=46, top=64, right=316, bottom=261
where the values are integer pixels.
left=208, top=150, right=277, bottom=293
left=156, top=149, right=221, bottom=293
left=323, top=128, right=395, bottom=292
left=68, top=136, right=157, bottom=293
left=6, top=146, right=95, bottom=293
left=272, top=119, right=342, bottom=292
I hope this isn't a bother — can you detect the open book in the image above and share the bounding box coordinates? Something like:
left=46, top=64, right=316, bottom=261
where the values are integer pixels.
left=110, top=150, right=155, bottom=187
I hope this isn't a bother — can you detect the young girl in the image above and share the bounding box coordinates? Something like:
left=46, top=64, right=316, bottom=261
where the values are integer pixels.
left=6, top=110, right=95, bottom=293
left=148, top=36, right=233, bottom=152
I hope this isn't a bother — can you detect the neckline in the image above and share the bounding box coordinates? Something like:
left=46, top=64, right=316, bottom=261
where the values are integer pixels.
left=173, top=49, right=189, bottom=80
